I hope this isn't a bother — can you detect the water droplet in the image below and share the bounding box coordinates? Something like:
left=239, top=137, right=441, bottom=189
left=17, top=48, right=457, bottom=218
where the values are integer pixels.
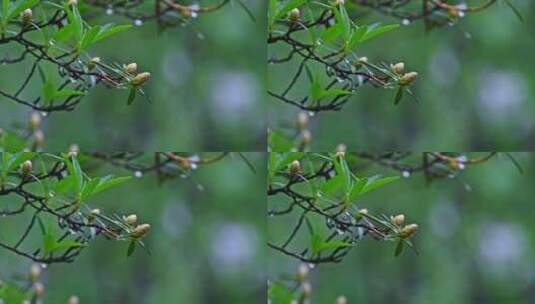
left=307, top=263, right=316, bottom=269
left=402, top=19, right=410, bottom=26
left=402, top=171, right=411, bottom=178
left=134, top=19, right=143, bottom=26
left=134, top=171, right=143, bottom=178
left=307, top=111, right=315, bottom=117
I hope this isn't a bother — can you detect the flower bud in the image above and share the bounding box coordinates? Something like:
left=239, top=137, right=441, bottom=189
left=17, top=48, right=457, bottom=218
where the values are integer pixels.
left=390, top=62, right=405, bottom=74
left=21, top=160, right=32, bottom=176
left=391, top=214, right=405, bottom=226
left=33, top=130, right=45, bottom=146
left=289, top=160, right=301, bottom=174
left=358, top=208, right=368, bottom=215
left=87, top=57, right=100, bottom=70
left=21, top=8, right=32, bottom=24
left=132, top=72, right=151, bottom=86
left=302, top=282, right=312, bottom=298
left=337, top=296, right=348, bottom=304
left=296, top=111, right=309, bottom=130
left=68, top=295, right=80, bottom=304
left=125, top=214, right=138, bottom=225
left=297, top=263, right=309, bottom=281
left=68, top=0, right=77, bottom=6
left=29, top=112, right=41, bottom=130
left=29, top=263, right=41, bottom=281
left=90, top=208, right=101, bottom=216
left=33, top=282, right=45, bottom=297
left=357, top=57, right=368, bottom=64
left=68, top=144, right=79, bottom=158
left=130, top=223, right=151, bottom=238
left=301, top=129, right=312, bottom=145
left=335, top=143, right=346, bottom=158
left=124, top=63, right=138, bottom=74
left=399, top=223, right=418, bottom=238
left=332, top=0, right=345, bottom=6
left=288, top=8, right=301, bottom=22
left=399, top=72, right=418, bottom=85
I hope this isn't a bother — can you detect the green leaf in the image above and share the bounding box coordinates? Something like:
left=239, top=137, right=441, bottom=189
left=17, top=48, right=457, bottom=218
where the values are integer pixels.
left=361, top=23, right=399, bottom=42
left=7, top=0, right=39, bottom=22
left=93, top=24, right=132, bottom=43
left=360, top=175, right=399, bottom=195
left=79, top=25, right=101, bottom=50
left=127, top=240, right=137, bottom=257
left=268, top=131, right=294, bottom=152
left=310, top=233, right=323, bottom=254
left=92, top=175, right=132, bottom=195
left=394, top=240, right=404, bottom=257
left=394, top=86, right=404, bottom=105
left=53, top=88, right=85, bottom=99
left=127, top=87, right=137, bottom=105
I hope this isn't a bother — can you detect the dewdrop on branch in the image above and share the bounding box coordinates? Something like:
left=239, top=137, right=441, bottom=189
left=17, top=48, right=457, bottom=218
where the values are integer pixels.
left=399, top=72, right=418, bottom=86
left=132, top=72, right=151, bottom=86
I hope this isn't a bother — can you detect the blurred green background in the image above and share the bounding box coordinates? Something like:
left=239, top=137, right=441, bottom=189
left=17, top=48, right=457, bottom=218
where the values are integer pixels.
left=268, top=152, right=535, bottom=303
left=0, top=153, right=266, bottom=303
left=0, top=0, right=266, bottom=151
left=268, top=1, right=535, bottom=150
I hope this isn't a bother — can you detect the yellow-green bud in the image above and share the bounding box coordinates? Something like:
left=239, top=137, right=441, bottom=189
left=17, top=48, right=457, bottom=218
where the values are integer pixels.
left=33, top=282, right=45, bottom=297
left=21, top=160, right=32, bottom=176
left=332, top=0, right=345, bottom=6
left=124, top=63, right=138, bottom=74
left=359, top=208, right=368, bottom=215
left=90, top=208, right=101, bottom=216
left=289, top=160, right=301, bottom=174
left=399, top=223, right=418, bottom=238
left=335, top=143, right=346, bottom=158
left=297, top=263, right=309, bottom=281
left=391, top=214, right=405, bottom=226
left=33, top=130, right=45, bottom=146
left=68, top=144, right=79, bottom=158
left=337, top=296, right=348, bottom=304
left=130, top=223, right=151, bottom=238
left=132, top=72, right=151, bottom=86
left=125, top=214, right=138, bottom=225
left=68, top=295, right=80, bottom=304
left=29, top=264, right=41, bottom=281
left=288, top=8, right=301, bottom=22
left=68, top=0, right=77, bottom=6
left=302, top=282, right=312, bottom=298
left=29, top=112, right=41, bottom=130
left=391, top=62, right=405, bottom=74
left=87, top=57, right=100, bottom=70
left=301, top=129, right=312, bottom=145
left=399, top=72, right=418, bottom=86
left=358, top=57, right=368, bottom=64
left=296, top=111, right=309, bottom=130
left=21, top=8, right=33, bottom=24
